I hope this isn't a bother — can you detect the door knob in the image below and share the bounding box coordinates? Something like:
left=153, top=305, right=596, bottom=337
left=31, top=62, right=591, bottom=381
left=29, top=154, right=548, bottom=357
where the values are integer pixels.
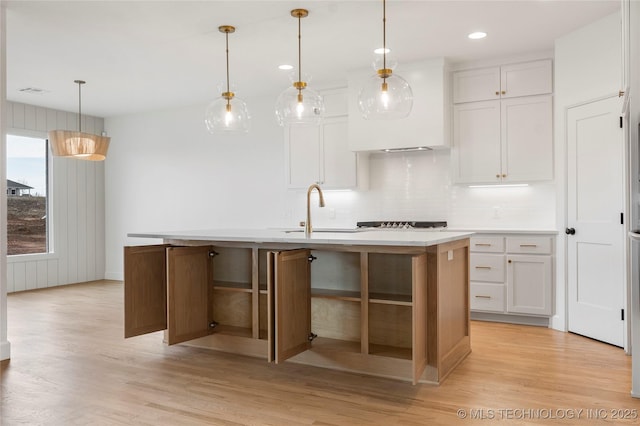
left=565, top=227, right=576, bottom=235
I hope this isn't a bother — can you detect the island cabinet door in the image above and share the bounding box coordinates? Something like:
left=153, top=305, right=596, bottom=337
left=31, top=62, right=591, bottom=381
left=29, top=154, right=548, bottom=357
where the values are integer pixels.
left=267, top=249, right=312, bottom=363
left=124, top=245, right=170, bottom=338
left=412, top=253, right=428, bottom=385
left=166, top=246, right=216, bottom=345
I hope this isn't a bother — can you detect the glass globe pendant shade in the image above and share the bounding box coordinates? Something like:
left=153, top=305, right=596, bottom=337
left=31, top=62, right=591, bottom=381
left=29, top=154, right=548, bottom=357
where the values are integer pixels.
left=372, top=51, right=398, bottom=72
left=205, top=95, right=250, bottom=133
left=358, top=73, right=413, bottom=120
left=275, top=86, right=324, bottom=126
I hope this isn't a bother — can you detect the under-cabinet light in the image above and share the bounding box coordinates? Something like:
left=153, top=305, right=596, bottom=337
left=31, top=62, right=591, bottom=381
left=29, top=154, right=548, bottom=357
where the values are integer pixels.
left=468, top=184, right=529, bottom=188
left=382, top=147, right=431, bottom=153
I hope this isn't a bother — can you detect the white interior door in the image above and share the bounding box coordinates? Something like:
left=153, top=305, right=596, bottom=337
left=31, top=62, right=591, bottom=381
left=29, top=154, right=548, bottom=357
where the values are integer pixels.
left=567, top=96, right=624, bottom=347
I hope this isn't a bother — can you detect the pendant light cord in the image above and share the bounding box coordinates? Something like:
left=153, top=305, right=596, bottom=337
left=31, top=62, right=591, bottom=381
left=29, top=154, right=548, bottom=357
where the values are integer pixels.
left=75, top=80, right=84, bottom=133
left=225, top=30, right=231, bottom=107
left=382, top=0, right=387, bottom=83
left=297, top=13, right=302, bottom=97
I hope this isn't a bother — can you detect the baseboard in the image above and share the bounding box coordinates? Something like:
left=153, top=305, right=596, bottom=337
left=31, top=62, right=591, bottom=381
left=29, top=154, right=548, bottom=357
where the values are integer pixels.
left=0, top=340, right=11, bottom=361
left=549, top=314, right=566, bottom=332
left=471, top=311, right=550, bottom=327
left=104, top=271, right=124, bottom=281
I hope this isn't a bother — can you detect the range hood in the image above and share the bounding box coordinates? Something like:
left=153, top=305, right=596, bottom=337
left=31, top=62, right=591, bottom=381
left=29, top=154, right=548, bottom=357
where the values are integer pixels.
left=347, top=57, right=450, bottom=152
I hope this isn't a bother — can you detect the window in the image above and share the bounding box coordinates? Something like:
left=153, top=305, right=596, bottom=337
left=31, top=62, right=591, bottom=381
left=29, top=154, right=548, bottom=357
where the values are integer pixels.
left=6, top=134, right=49, bottom=255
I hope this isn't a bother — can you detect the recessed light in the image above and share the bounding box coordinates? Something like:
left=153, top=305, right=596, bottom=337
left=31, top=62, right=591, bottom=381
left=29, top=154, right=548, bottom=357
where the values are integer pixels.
left=374, top=47, right=390, bottom=54
left=468, top=31, right=487, bottom=40
left=278, top=64, right=293, bottom=70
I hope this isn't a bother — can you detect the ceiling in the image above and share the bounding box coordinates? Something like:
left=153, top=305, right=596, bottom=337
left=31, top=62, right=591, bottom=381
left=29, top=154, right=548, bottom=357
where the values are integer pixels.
left=6, top=0, right=620, bottom=118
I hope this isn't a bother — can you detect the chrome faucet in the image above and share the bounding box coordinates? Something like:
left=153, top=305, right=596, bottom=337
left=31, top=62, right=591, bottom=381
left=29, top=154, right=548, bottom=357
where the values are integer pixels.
left=305, top=183, right=325, bottom=237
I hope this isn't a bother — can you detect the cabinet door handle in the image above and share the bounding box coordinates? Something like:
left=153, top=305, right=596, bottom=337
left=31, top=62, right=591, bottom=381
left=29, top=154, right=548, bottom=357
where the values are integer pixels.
left=475, top=266, right=492, bottom=270
left=474, top=243, right=491, bottom=247
left=519, top=244, right=538, bottom=247
left=508, top=259, right=512, bottom=263
left=495, top=91, right=500, bottom=96
left=496, top=174, right=501, bottom=178
left=501, top=90, right=506, bottom=95
left=475, top=295, right=492, bottom=299
left=502, top=174, right=507, bottom=178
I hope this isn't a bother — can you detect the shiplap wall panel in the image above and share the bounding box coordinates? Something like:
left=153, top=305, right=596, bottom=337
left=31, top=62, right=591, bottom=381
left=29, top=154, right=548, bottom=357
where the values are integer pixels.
left=86, top=116, right=95, bottom=135
left=95, top=161, right=106, bottom=279
left=25, top=263, right=37, bottom=291
left=36, top=260, right=47, bottom=289
left=76, top=161, right=87, bottom=283
left=12, top=103, right=24, bottom=128
left=6, top=263, right=14, bottom=293
left=47, top=259, right=58, bottom=287
left=24, top=105, right=36, bottom=130
left=66, top=112, right=78, bottom=133
left=6, top=101, right=106, bottom=293
left=56, top=111, right=66, bottom=129
left=13, top=262, right=25, bottom=292
left=46, top=109, right=56, bottom=132
left=86, top=164, right=96, bottom=280
left=36, top=107, right=47, bottom=132
left=66, top=161, right=79, bottom=284
left=55, top=158, right=69, bottom=286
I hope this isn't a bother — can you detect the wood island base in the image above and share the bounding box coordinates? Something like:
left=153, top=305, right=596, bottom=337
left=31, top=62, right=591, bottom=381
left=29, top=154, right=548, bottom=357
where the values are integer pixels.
left=125, top=232, right=471, bottom=385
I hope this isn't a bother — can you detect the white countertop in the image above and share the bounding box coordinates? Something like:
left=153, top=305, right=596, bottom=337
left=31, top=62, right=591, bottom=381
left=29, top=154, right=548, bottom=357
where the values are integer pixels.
left=128, top=228, right=474, bottom=247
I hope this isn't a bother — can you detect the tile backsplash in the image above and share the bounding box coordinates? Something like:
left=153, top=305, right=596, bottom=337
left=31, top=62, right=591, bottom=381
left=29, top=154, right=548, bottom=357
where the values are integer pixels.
left=285, top=149, right=556, bottom=230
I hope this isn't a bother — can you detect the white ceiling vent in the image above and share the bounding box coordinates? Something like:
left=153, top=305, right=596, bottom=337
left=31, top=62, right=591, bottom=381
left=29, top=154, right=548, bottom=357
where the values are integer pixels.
left=18, top=87, right=48, bottom=95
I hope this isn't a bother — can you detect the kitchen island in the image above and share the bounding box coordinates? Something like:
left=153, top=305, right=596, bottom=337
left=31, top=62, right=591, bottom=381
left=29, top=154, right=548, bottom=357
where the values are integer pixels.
left=124, top=229, right=472, bottom=384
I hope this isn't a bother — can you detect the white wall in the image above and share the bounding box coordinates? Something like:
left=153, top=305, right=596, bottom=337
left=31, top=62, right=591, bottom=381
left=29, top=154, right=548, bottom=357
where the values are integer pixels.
left=5, top=101, right=106, bottom=293
left=104, top=93, right=556, bottom=280
left=1, top=2, right=10, bottom=361
left=553, top=11, right=623, bottom=331
left=104, top=95, right=288, bottom=282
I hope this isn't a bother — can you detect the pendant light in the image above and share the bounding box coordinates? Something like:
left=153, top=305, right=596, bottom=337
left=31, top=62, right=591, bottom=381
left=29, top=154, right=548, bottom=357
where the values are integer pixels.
left=48, top=80, right=110, bottom=161
left=205, top=25, right=250, bottom=133
left=358, top=0, right=413, bottom=120
left=274, top=9, right=324, bottom=126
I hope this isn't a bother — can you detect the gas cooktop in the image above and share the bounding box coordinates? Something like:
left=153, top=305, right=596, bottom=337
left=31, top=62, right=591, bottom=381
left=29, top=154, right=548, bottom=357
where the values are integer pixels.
left=356, top=221, right=447, bottom=230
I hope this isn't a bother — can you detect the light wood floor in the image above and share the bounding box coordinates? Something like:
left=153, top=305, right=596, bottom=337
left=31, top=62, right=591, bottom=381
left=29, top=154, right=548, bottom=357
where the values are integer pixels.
left=2, top=280, right=639, bottom=425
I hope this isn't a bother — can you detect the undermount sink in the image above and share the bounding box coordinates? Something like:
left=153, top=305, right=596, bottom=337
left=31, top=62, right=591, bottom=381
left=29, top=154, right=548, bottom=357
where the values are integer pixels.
left=283, top=228, right=364, bottom=234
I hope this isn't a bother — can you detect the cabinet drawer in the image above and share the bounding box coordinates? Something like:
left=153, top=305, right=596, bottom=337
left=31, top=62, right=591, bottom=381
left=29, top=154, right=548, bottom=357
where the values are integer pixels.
left=506, top=237, right=552, bottom=254
left=470, top=254, right=504, bottom=282
left=470, top=283, right=505, bottom=312
left=470, top=237, right=504, bottom=253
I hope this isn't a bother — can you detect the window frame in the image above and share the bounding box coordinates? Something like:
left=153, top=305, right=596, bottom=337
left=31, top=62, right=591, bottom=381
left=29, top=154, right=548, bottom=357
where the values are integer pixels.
left=5, top=130, right=55, bottom=259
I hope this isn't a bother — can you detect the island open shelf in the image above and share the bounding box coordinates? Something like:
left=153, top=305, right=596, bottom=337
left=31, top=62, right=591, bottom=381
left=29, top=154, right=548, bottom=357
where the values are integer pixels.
left=124, top=229, right=471, bottom=384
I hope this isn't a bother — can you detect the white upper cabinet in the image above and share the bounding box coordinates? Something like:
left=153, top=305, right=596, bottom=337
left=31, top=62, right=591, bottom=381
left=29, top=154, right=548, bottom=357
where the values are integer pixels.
left=285, top=88, right=363, bottom=189
left=500, top=95, right=554, bottom=182
left=453, top=95, right=553, bottom=184
left=347, top=58, right=450, bottom=151
left=452, top=58, right=554, bottom=184
left=452, top=100, right=502, bottom=183
left=453, top=59, right=552, bottom=103
left=452, top=67, right=500, bottom=103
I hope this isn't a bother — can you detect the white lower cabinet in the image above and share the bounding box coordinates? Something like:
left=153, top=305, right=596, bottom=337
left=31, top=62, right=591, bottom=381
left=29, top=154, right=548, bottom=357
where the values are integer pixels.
left=470, top=234, right=554, bottom=319
left=507, top=254, right=552, bottom=316
left=470, top=282, right=505, bottom=313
